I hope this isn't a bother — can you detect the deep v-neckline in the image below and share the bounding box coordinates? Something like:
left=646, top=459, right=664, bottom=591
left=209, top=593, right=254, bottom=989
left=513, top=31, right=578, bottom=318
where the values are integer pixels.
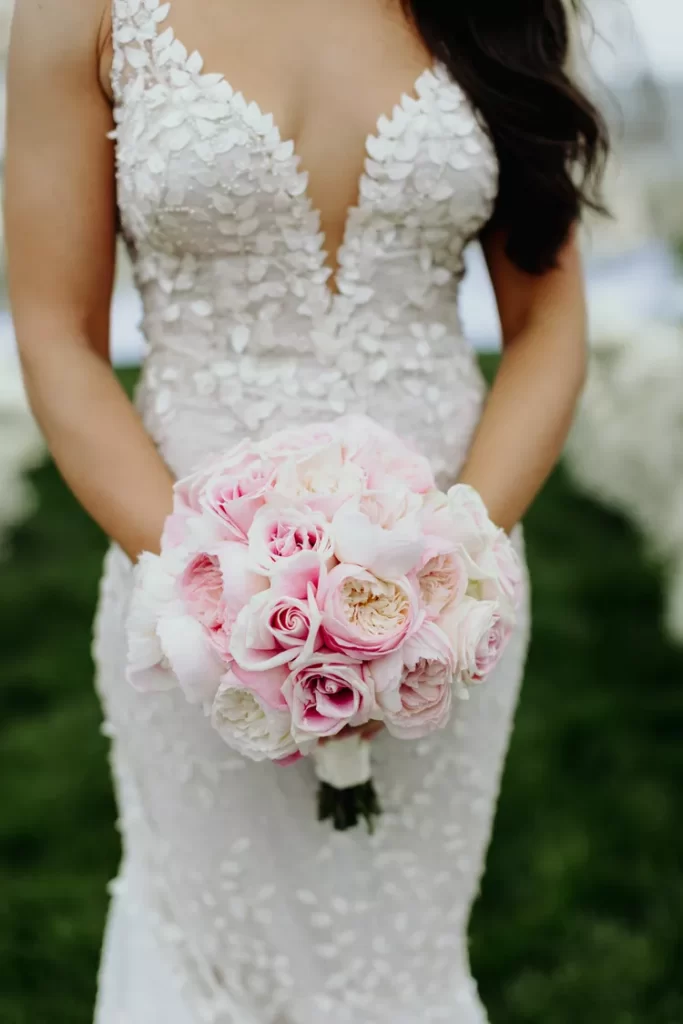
left=149, top=0, right=438, bottom=301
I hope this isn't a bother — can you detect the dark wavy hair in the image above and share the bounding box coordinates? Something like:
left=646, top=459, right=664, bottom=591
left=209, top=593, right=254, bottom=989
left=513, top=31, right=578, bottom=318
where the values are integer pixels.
left=403, top=0, right=609, bottom=274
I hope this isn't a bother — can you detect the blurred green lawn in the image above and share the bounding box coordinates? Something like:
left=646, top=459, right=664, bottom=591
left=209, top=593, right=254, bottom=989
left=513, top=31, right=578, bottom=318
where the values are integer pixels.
left=1, top=360, right=682, bottom=1024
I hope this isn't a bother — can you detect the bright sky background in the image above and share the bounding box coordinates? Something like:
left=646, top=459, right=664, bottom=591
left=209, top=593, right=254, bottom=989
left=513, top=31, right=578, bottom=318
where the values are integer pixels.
left=631, top=0, right=683, bottom=77
left=593, top=0, right=683, bottom=80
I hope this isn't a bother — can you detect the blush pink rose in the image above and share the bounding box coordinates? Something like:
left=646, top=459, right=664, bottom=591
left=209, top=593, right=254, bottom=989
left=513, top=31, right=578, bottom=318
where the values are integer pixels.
left=282, top=654, right=374, bottom=740
left=365, top=622, right=455, bottom=739
left=173, top=446, right=277, bottom=544
left=247, top=505, right=334, bottom=576
left=202, top=458, right=277, bottom=541
left=416, top=539, right=469, bottom=620
left=179, top=552, right=224, bottom=629
left=229, top=584, right=323, bottom=673
left=319, top=564, right=422, bottom=661
left=178, top=543, right=268, bottom=665
left=439, top=596, right=513, bottom=683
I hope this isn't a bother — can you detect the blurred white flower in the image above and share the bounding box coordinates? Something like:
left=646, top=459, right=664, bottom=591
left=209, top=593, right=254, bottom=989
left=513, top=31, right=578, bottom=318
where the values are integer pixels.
left=566, top=306, right=683, bottom=643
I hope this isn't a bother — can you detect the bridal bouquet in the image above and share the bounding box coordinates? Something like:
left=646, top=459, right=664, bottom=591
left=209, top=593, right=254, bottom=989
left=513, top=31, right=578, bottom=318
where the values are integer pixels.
left=126, top=417, right=522, bottom=831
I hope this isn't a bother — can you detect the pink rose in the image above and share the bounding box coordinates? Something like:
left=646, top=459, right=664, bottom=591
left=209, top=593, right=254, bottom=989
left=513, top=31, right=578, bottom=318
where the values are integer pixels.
left=319, top=564, right=422, bottom=660
left=174, top=446, right=277, bottom=544
left=178, top=543, right=268, bottom=662
left=247, top=505, right=334, bottom=576
left=179, top=552, right=224, bottom=629
left=439, top=596, right=513, bottom=683
left=416, top=539, right=469, bottom=620
left=365, top=622, right=455, bottom=739
left=203, top=457, right=277, bottom=541
left=230, top=584, right=323, bottom=673
left=282, top=654, right=374, bottom=740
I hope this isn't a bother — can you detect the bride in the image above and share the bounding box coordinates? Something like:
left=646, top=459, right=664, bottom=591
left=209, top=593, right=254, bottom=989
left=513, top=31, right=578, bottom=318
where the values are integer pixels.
left=5, top=0, right=607, bottom=1021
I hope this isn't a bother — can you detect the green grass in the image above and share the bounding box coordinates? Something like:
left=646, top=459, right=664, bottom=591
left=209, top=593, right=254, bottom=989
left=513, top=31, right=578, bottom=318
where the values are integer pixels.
left=1, top=362, right=682, bottom=1022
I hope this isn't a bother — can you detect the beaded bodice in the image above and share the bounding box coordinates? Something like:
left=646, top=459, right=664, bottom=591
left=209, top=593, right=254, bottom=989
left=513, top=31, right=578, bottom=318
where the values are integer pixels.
left=111, top=0, right=498, bottom=482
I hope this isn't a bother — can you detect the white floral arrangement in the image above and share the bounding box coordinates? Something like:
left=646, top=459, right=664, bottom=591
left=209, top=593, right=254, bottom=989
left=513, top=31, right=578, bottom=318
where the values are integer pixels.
left=566, top=303, right=683, bottom=642
left=0, top=356, right=45, bottom=556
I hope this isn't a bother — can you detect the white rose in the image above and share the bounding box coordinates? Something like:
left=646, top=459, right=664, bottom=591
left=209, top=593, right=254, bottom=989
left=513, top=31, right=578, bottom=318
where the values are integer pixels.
left=439, top=596, right=511, bottom=684
left=211, top=670, right=301, bottom=762
left=445, top=484, right=500, bottom=580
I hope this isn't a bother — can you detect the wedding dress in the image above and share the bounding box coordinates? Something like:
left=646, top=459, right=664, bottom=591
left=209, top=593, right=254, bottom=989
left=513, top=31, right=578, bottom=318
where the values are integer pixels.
left=93, top=2, right=531, bottom=1021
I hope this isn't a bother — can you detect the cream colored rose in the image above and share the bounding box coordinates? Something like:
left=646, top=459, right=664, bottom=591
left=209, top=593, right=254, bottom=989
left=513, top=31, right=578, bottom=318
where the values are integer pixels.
left=211, top=671, right=300, bottom=762
left=319, top=564, right=422, bottom=660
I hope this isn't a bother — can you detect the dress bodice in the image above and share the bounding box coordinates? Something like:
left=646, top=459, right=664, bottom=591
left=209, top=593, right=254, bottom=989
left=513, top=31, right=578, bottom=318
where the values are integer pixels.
left=111, top=0, right=499, bottom=483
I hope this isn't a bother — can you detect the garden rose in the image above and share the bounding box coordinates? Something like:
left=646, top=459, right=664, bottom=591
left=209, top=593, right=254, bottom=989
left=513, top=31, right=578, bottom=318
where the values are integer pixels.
left=282, top=654, right=374, bottom=740
left=179, top=544, right=268, bottom=660
left=247, top=505, right=334, bottom=576
left=365, top=622, right=455, bottom=739
left=202, top=456, right=277, bottom=541
left=416, top=540, right=469, bottom=619
left=319, top=564, right=422, bottom=660
left=211, top=670, right=300, bottom=762
left=439, top=596, right=512, bottom=683
left=174, top=446, right=277, bottom=544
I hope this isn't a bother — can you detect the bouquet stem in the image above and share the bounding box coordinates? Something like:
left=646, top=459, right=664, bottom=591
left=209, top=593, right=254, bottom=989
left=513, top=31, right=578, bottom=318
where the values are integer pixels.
left=313, top=734, right=382, bottom=833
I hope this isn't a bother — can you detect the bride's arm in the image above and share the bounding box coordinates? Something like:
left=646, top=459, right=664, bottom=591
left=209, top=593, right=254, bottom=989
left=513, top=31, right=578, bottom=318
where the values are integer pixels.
left=458, top=229, right=587, bottom=532
left=5, top=0, right=173, bottom=562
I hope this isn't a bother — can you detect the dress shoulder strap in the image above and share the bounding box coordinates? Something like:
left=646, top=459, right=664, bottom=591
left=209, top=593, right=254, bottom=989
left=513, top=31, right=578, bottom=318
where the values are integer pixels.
left=110, top=0, right=165, bottom=101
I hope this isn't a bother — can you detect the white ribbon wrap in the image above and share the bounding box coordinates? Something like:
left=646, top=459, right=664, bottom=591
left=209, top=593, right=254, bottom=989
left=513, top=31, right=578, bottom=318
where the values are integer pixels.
left=313, top=734, right=372, bottom=790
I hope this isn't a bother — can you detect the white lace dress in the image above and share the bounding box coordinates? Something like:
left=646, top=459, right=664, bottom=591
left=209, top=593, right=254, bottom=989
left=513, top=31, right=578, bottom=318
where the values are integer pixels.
left=93, top=2, right=531, bottom=1021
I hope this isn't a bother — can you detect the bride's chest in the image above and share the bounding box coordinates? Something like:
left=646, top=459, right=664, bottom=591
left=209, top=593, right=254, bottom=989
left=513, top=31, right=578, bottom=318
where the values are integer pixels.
left=111, top=0, right=498, bottom=283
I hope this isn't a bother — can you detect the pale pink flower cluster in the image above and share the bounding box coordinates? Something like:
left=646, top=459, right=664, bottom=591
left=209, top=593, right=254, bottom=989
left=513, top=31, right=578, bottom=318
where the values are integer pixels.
left=126, top=417, right=522, bottom=764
